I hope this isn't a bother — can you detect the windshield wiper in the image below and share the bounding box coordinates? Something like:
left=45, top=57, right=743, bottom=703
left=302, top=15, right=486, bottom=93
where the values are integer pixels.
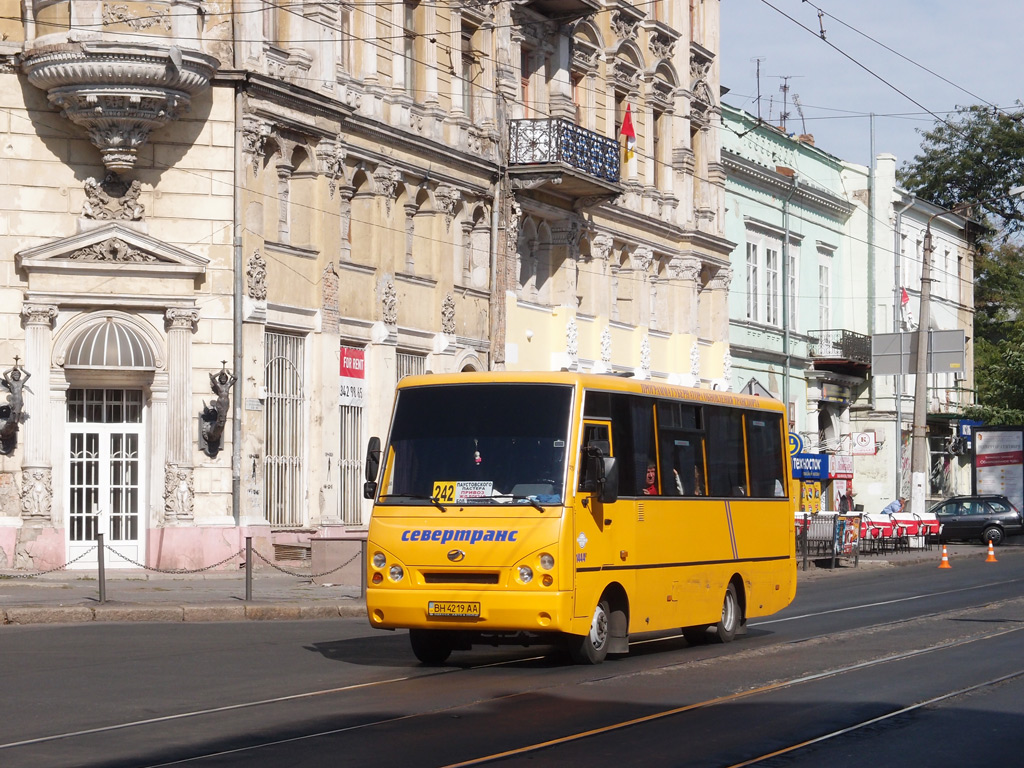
left=380, top=493, right=446, bottom=512
left=490, top=494, right=545, bottom=512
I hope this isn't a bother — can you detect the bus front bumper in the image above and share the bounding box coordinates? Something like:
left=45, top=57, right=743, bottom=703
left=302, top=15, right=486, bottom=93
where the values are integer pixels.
left=366, top=587, right=577, bottom=634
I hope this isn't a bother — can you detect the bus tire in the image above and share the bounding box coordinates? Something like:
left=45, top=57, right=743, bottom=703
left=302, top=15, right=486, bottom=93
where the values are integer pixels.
left=712, top=583, right=741, bottom=644
left=409, top=629, right=453, bottom=665
left=568, top=599, right=611, bottom=664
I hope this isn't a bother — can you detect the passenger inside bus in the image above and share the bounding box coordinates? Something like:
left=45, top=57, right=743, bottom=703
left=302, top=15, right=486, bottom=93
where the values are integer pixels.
left=643, top=462, right=658, bottom=495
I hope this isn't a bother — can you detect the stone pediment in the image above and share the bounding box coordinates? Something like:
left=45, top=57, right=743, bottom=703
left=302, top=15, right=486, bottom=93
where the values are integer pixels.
left=16, top=223, right=209, bottom=278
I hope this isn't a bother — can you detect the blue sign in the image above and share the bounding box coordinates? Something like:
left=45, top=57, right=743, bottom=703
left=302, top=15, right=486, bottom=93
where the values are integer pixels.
left=792, top=452, right=829, bottom=480
left=788, top=432, right=804, bottom=456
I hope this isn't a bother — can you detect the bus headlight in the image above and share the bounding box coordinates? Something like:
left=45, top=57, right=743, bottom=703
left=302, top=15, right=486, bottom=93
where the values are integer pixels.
left=389, top=565, right=404, bottom=582
left=539, top=553, right=554, bottom=570
left=372, top=552, right=387, bottom=568
left=518, top=565, right=533, bottom=583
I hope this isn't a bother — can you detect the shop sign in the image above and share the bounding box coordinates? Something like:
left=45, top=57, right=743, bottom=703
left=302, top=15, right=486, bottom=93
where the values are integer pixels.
left=828, top=454, right=853, bottom=479
left=792, top=452, right=828, bottom=480
left=820, top=382, right=852, bottom=404
left=851, top=431, right=876, bottom=455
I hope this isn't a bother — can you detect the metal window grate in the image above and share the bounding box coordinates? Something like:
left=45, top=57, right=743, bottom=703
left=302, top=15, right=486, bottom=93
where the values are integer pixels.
left=264, top=331, right=305, bottom=527
left=397, top=352, right=426, bottom=380
left=340, top=404, right=363, bottom=525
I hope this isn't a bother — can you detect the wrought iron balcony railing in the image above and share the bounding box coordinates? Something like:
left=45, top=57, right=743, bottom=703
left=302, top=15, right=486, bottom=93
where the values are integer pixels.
left=808, top=329, right=871, bottom=365
left=508, top=118, right=620, bottom=184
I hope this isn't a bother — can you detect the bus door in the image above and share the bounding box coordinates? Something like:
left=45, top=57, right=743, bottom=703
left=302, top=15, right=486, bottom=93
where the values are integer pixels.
left=573, top=420, right=632, bottom=617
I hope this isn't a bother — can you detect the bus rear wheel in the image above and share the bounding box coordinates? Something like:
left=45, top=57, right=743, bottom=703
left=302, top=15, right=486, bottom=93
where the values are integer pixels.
left=712, top=583, right=741, bottom=644
left=568, top=599, right=610, bottom=664
left=409, top=629, right=453, bottom=665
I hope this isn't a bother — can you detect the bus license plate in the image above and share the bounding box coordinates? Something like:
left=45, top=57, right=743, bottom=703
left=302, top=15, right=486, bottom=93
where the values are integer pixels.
left=428, top=601, right=481, bottom=617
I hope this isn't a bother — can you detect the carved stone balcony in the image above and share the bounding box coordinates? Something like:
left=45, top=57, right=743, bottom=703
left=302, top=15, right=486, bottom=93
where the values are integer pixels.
left=508, top=118, right=622, bottom=205
left=22, top=42, right=219, bottom=171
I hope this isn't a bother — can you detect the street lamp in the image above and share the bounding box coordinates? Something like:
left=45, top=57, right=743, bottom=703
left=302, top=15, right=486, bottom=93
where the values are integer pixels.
left=909, top=185, right=1024, bottom=516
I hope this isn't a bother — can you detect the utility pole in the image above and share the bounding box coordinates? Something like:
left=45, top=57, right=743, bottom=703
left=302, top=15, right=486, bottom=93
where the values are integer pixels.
left=911, top=186, right=1024, bottom=515
left=909, top=226, right=933, bottom=518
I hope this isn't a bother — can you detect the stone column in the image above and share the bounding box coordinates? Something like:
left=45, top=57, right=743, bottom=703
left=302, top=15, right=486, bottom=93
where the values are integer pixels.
left=708, top=267, right=732, bottom=343
left=548, top=29, right=574, bottom=120
left=338, top=185, right=354, bottom=263
left=164, top=308, right=198, bottom=523
left=670, top=255, right=702, bottom=335
left=19, top=303, right=57, bottom=523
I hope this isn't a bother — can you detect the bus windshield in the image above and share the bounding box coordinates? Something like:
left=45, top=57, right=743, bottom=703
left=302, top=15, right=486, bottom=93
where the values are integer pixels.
left=381, top=383, right=573, bottom=506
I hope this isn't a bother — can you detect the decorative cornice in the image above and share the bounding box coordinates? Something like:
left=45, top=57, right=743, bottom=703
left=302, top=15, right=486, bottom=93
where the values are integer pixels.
left=723, top=150, right=856, bottom=219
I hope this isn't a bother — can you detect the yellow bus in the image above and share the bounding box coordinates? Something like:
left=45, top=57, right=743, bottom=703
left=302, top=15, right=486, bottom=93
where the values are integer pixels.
left=363, top=371, right=796, bottom=664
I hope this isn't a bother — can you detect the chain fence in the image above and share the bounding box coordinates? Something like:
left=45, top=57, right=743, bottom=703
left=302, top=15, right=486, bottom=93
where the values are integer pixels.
left=0, top=536, right=366, bottom=605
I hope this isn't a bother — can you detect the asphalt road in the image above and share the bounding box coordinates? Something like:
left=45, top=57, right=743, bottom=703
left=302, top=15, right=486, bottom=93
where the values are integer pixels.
left=3, top=548, right=1024, bottom=768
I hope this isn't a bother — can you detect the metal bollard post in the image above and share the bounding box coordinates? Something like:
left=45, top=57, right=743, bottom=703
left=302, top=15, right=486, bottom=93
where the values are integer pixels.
left=97, top=532, right=106, bottom=604
left=801, top=514, right=808, bottom=572
left=830, top=515, right=839, bottom=571
left=245, top=536, right=253, bottom=602
left=854, top=514, right=862, bottom=568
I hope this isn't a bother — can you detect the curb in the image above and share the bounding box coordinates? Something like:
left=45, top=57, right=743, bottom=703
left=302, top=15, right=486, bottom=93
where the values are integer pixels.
left=2, top=601, right=366, bottom=625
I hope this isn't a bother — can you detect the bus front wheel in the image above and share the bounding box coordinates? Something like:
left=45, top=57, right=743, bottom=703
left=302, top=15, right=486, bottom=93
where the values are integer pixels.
left=568, top=599, right=611, bottom=664
left=712, top=583, right=741, bottom=644
left=409, top=629, right=453, bottom=665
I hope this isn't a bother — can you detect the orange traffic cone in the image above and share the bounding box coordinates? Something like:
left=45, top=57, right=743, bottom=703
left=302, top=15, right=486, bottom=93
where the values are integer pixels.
left=986, top=539, right=998, bottom=563
left=938, top=545, right=952, bottom=569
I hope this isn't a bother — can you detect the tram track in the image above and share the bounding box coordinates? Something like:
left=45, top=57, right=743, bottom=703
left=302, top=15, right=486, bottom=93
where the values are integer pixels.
left=5, top=587, right=1024, bottom=767
left=437, top=624, right=1024, bottom=767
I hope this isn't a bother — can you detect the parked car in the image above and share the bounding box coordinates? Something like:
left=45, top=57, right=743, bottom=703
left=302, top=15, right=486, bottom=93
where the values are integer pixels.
left=929, top=495, right=1024, bottom=545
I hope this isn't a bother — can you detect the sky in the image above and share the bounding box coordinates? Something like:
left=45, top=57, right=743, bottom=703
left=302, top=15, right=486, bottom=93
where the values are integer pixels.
left=719, top=0, right=1024, bottom=172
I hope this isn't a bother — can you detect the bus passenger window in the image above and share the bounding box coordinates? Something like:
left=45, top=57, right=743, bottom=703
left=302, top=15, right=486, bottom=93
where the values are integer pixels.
left=704, top=408, right=746, bottom=497
left=744, top=412, right=785, bottom=498
left=656, top=401, right=706, bottom=497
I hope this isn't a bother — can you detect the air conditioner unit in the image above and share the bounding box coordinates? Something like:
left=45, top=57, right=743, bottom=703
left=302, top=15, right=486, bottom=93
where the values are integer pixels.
left=954, top=371, right=966, bottom=381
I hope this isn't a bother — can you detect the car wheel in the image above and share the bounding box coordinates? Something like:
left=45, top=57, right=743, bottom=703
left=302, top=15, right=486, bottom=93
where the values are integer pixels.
left=711, top=583, right=741, bottom=644
left=568, top=599, right=610, bottom=664
left=409, top=629, right=453, bottom=665
left=982, top=526, right=1004, bottom=546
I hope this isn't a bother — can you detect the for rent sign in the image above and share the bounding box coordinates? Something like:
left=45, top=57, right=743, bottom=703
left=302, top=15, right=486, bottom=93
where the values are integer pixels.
left=340, top=346, right=365, bottom=406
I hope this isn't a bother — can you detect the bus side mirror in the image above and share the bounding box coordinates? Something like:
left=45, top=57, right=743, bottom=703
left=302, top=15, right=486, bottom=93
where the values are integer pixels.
left=598, top=457, right=618, bottom=504
left=363, top=436, right=381, bottom=499
left=583, top=441, right=617, bottom=504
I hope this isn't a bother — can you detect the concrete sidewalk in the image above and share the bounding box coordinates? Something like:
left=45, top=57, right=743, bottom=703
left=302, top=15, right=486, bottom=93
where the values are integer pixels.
left=0, top=543, right=1010, bottom=625
left=0, top=569, right=365, bottom=625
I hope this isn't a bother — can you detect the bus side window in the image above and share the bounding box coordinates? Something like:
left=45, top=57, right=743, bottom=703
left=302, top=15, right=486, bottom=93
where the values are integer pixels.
left=704, top=407, right=746, bottom=498
left=744, top=412, right=786, bottom=498
left=655, top=401, right=705, bottom=498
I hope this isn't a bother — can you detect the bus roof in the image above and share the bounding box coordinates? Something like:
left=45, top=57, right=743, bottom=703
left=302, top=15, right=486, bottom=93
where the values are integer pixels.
left=394, top=371, right=787, bottom=414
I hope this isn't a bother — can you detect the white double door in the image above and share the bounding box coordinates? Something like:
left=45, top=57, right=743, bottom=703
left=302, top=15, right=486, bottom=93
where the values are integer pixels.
left=66, top=389, right=146, bottom=569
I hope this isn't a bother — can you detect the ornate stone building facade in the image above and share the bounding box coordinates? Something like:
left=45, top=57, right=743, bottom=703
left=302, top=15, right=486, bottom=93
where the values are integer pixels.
left=0, top=0, right=729, bottom=571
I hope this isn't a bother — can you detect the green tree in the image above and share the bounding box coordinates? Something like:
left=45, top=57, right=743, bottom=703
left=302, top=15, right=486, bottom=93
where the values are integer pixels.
left=899, top=104, right=1024, bottom=240
left=900, top=106, right=1024, bottom=425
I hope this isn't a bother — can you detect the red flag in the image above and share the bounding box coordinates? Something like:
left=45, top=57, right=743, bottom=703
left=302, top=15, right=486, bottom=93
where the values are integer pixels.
left=900, top=287, right=909, bottom=305
left=621, top=104, right=636, bottom=175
